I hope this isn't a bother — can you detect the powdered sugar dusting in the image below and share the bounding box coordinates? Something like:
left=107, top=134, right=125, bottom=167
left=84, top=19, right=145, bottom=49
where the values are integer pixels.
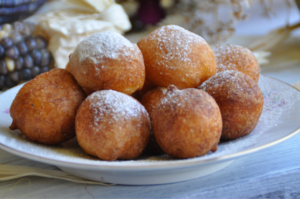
left=149, top=25, right=206, bottom=68
left=73, top=32, right=135, bottom=64
left=160, top=87, right=185, bottom=107
left=200, top=70, right=242, bottom=92
left=161, top=87, right=167, bottom=94
left=214, top=44, right=257, bottom=73
left=199, top=75, right=297, bottom=160
left=88, top=90, right=147, bottom=127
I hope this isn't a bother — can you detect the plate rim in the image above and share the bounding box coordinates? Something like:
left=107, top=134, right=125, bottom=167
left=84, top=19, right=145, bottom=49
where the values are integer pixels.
left=0, top=75, right=300, bottom=171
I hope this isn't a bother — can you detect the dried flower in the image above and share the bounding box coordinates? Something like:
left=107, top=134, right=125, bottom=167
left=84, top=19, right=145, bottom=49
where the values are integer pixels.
left=164, top=0, right=251, bottom=44
left=248, top=22, right=300, bottom=51
left=118, top=0, right=298, bottom=44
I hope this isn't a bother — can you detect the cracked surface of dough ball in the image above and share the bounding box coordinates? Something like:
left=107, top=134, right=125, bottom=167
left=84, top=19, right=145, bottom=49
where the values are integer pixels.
left=9, top=68, right=87, bottom=145
left=76, top=90, right=151, bottom=161
left=214, top=44, right=260, bottom=83
left=152, top=85, right=222, bottom=159
left=70, top=32, right=145, bottom=95
left=137, top=25, right=216, bottom=89
left=199, top=70, right=264, bottom=140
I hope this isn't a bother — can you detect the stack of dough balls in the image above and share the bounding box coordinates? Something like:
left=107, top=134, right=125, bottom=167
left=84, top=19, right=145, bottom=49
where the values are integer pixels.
left=9, top=25, right=264, bottom=161
left=199, top=44, right=263, bottom=140
left=198, top=71, right=264, bottom=140
left=214, top=44, right=260, bottom=83
left=70, top=31, right=151, bottom=161
left=10, top=31, right=151, bottom=161
left=138, top=25, right=222, bottom=157
left=138, top=26, right=263, bottom=158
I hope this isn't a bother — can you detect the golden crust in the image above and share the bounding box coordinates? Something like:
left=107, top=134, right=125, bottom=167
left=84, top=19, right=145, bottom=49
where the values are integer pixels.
left=9, top=68, right=86, bottom=145
left=141, top=87, right=168, bottom=120
left=141, top=87, right=168, bottom=155
left=75, top=90, right=151, bottom=161
left=152, top=85, right=222, bottom=158
left=215, top=44, right=260, bottom=83
left=8, top=27, right=264, bottom=161
left=199, top=71, right=264, bottom=140
left=70, top=33, right=145, bottom=95
left=137, top=25, right=216, bottom=89
left=66, top=61, right=94, bottom=96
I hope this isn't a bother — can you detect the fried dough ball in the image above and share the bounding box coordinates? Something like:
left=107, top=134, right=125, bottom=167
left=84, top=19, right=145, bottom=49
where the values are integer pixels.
left=75, top=90, right=151, bottom=161
left=69, top=32, right=145, bottom=95
left=141, top=87, right=168, bottom=155
left=199, top=70, right=264, bottom=140
left=141, top=87, right=168, bottom=120
left=66, top=61, right=93, bottom=96
left=214, top=44, right=260, bottom=83
left=152, top=85, right=222, bottom=159
left=137, top=25, right=216, bottom=89
left=9, top=68, right=86, bottom=145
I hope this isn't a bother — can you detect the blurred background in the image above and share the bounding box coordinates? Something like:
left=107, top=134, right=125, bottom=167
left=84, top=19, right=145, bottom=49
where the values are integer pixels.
left=0, top=0, right=299, bottom=91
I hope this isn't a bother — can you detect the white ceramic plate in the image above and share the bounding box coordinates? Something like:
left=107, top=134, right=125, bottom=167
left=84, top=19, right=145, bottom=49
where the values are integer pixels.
left=0, top=75, right=300, bottom=185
